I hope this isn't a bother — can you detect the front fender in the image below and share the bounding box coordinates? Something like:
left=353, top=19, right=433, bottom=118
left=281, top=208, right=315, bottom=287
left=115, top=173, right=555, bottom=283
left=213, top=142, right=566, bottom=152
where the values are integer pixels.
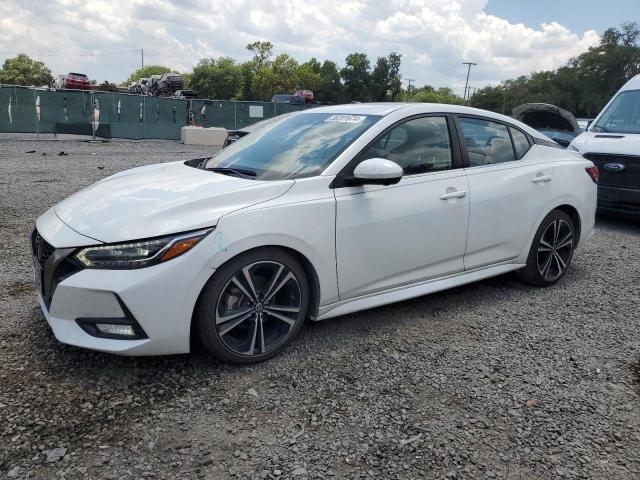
left=203, top=197, right=339, bottom=307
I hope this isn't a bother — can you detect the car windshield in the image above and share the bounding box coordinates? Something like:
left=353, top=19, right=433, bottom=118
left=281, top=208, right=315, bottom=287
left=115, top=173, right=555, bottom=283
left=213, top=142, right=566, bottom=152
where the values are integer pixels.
left=205, top=112, right=380, bottom=180
left=593, top=89, right=640, bottom=134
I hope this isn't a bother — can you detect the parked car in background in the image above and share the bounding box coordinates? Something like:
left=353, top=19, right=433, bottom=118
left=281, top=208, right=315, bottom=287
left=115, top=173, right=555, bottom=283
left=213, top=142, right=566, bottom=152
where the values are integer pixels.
left=576, top=119, right=593, bottom=131
left=156, top=73, right=184, bottom=96
left=295, top=90, right=315, bottom=103
left=569, top=74, right=640, bottom=218
left=55, top=73, right=92, bottom=90
left=513, top=103, right=581, bottom=148
left=223, top=114, right=291, bottom=148
left=147, top=75, right=162, bottom=95
left=32, top=103, right=596, bottom=363
left=173, top=89, right=199, bottom=99
left=271, top=94, right=305, bottom=105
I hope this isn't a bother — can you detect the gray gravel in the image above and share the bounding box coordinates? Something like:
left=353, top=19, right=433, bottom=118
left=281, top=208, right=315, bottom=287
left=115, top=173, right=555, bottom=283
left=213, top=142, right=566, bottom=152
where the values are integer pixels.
left=1, top=134, right=640, bottom=479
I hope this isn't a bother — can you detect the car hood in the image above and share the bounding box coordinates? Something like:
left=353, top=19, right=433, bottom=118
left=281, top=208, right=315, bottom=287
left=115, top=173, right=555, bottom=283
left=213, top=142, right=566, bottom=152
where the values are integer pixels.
left=570, top=131, right=640, bottom=155
left=53, top=161, right=293, bottom=243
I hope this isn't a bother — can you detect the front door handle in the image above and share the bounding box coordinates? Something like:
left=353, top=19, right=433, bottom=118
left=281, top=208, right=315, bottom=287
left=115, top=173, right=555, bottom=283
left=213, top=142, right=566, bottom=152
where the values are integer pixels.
left=531, top=174, right=552, bottom=183
left=439, top=190, right=467, bottom=200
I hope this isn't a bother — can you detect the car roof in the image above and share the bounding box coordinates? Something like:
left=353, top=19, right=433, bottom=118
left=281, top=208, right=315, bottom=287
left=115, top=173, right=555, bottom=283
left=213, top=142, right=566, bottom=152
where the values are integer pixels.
left=620, top=74, right=640, bottom=91
left=303, top=103, right=546, bottom=140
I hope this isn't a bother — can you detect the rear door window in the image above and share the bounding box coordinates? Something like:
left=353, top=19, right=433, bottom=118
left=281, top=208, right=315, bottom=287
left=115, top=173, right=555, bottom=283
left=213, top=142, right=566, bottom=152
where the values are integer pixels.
left=509, top=127, right=531, bottom=159
left=459, top=118, right=515, bottom=166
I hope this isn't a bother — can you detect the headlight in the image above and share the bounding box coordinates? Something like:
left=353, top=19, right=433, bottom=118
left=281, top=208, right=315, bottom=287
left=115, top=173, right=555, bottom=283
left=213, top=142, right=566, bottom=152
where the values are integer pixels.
left=75, top=228, right=213, bottom=269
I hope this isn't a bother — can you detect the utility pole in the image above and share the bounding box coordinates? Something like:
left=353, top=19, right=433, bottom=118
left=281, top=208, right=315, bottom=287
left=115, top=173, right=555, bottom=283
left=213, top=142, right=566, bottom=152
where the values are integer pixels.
left=406, top=78, right=415, bottom=97
left=141, top=48, right=144, bottom=70
left=462, top=62, right=477, bottom=103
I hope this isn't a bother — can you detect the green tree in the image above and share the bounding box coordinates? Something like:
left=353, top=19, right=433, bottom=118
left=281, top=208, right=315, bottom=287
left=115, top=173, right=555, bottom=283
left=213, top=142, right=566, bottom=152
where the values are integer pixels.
left=123, top=65, right=171, bottom=86
left=98, top=81, right=118, bottom=92
left=406, top=85, right=464, bottom=104
left=188, top=57, right=243, bottom=99
left=246, top=41, right=274, bottom=68
left=341, top=53, right=371, bottom=101
left=0, top=54, right=53, bottom=86
left=317, top=60, right=344, bottom=103
left=369, top=52, right=403, bottom=101
left=241, top=41, right=275, bottom=99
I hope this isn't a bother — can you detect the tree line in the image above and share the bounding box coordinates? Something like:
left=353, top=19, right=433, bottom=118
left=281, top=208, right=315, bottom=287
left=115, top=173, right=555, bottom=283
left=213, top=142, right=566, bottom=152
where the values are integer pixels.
left=470, top=22, right=640, bottom=118
left=1, top=22, right=638, bottom=113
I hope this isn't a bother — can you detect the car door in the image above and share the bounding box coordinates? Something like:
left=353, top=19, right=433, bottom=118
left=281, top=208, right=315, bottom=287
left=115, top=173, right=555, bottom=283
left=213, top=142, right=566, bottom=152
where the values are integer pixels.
left=456, top=116, right=552, bottom=270
left=333, top=115, right=470, bottom=300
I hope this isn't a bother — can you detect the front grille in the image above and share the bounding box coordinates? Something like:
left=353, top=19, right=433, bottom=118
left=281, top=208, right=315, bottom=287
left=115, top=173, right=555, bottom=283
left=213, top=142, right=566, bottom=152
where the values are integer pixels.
left=30, top=229, right=83, bottom=309
left=31, top=229, right=55, bottom=270
left=583, top=153, right=640, bottom=189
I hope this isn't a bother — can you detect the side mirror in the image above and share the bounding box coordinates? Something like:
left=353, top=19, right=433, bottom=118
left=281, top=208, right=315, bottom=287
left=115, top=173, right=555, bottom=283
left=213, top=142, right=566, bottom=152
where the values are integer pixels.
left=352, top=158, right=403, bottom=185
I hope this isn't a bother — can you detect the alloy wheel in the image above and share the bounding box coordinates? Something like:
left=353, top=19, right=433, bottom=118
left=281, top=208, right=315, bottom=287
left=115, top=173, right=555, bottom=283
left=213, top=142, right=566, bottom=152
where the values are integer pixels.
left=536, top=219, right=574, bottom=281
left=214, top=261, right=302, bottom=356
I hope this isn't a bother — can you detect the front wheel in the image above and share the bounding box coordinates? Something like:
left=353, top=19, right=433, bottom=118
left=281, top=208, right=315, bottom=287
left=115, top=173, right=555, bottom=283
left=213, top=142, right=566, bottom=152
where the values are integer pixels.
left=517, top=210, right=576, bottom=287
left=195, top=248, right=309, bottom=364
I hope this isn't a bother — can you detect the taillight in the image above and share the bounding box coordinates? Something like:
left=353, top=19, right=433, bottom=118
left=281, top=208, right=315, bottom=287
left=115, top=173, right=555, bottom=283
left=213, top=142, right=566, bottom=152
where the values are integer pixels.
left=585, top=166, right=599, bottom=183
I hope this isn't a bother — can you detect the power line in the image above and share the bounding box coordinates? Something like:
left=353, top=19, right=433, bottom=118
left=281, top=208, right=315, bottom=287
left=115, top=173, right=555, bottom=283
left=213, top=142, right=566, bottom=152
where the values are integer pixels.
left=0, top=49, right=141, bottom=58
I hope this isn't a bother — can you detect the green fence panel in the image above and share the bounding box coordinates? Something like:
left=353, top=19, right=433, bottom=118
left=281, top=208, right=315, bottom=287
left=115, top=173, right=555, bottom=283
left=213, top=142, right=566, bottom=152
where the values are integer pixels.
left=190, top=100, right=236, bottom=129
left=109, top=94, right=146, bottom=139
left=143, top=96, right=189, bottom=140
left=234, top=102, right=277, bottom=129
left=0, top=86, right=314, bottom=139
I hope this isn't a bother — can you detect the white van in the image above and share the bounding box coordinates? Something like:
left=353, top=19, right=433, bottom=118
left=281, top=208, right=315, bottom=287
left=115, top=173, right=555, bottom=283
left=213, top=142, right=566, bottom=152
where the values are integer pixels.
left=569, top=74, right=640, bottom=218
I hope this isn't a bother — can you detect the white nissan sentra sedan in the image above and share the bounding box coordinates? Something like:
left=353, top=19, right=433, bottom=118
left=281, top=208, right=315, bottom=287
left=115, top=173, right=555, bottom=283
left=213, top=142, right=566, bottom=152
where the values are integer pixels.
left=32, top=104, right=598, bottom=363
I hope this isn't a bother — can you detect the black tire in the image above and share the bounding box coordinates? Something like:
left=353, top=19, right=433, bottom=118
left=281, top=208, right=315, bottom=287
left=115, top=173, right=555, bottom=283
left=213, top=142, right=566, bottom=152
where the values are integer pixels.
left=517, top=210, right=576, bottom=287
left=195, top=247, right=309, bottom=364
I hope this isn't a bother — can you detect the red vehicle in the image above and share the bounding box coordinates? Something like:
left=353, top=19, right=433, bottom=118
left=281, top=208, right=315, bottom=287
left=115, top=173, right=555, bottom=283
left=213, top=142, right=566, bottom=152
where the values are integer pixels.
left=295, top=89, right=315, bottom=103
left=56, top=73, right=92, bottom=90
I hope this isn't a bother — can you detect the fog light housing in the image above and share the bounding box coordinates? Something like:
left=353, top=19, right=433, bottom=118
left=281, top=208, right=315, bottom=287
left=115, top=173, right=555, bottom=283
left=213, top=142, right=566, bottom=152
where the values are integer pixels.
left=95, top=323, right=136, bottom=337
left=76, top=295, right=147, bottom=340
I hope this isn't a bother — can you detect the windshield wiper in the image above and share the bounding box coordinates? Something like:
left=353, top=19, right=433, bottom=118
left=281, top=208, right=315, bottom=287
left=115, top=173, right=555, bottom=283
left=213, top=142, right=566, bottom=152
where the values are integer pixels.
left=205, top=166, right=257, bottom=178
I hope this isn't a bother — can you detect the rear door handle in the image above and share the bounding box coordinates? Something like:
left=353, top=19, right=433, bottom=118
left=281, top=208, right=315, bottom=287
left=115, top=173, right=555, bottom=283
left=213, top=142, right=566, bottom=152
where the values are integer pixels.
left=532, top=174, right=552, bottom=183
left=439, top=190, right=467, bottom=200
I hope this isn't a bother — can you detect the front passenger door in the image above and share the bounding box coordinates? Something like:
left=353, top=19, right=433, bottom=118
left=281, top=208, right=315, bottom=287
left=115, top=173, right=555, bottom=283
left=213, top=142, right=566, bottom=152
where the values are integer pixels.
left=334, top=115, right=470, bottom=300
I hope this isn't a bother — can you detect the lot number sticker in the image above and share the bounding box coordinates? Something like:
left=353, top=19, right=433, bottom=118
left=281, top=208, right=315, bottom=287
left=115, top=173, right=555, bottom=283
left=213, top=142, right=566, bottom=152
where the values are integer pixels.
left=325, top=115, right=366, bottom=123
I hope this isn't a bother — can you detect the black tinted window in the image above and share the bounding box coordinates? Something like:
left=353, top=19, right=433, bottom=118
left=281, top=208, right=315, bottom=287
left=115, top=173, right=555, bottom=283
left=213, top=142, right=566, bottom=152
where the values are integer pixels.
left=362, top=116, right=453, bottom=175
left=459, top=118, right=515, bottom=166
left=510, top=127, right=531, bottom=159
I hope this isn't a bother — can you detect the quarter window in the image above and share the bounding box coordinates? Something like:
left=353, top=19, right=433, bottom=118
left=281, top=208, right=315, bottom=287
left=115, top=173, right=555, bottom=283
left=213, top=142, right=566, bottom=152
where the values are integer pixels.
left=362, top=116, right=453, bottom=175
left=509, top=127, right=531, bottom=159
left=459, top=118, right=515, bottom=166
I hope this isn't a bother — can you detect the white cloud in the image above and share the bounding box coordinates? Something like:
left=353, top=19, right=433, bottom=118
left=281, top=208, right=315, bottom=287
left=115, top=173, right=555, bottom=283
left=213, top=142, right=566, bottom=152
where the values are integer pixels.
left=0, top=0, right=599, bottom=93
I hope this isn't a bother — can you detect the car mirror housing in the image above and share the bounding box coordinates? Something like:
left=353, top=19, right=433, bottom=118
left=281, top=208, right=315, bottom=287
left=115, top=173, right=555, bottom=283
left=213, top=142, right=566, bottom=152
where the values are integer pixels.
left=352, top=158, right=403, bottom=186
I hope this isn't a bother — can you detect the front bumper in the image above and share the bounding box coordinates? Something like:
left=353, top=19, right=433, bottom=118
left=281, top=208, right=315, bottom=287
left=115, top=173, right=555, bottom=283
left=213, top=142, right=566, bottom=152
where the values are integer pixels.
left=37, top=254, right=214, bottom=356
left=598, top=185, right=640, bottom=218
left=33, top=211, right=216, bottom=356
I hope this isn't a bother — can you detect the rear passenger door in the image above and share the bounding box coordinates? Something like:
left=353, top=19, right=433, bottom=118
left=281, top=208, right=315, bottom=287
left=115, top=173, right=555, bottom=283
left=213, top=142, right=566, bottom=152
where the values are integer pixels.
left=456, top=116, right=552, bottom=270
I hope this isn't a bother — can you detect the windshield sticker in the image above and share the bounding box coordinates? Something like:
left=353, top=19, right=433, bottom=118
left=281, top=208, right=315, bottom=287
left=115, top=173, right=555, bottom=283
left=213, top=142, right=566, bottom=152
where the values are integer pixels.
left=325, top=115, right=366, bottom=124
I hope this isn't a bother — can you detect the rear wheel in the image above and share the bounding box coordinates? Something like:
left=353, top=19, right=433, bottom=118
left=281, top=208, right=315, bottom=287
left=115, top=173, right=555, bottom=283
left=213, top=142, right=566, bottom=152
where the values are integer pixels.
left=195, top=248, right=309, bottom=364
left=518, top=210, right=576, bottom=287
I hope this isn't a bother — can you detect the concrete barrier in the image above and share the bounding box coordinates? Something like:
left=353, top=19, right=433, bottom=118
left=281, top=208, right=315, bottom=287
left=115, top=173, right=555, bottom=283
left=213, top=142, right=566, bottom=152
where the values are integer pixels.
left=181, top=126, right=228, bottom=146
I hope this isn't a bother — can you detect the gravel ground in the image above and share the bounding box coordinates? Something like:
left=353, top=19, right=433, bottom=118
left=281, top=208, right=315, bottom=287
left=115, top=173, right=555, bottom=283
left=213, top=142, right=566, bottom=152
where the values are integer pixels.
left=1, top=134, right=639, bottom=480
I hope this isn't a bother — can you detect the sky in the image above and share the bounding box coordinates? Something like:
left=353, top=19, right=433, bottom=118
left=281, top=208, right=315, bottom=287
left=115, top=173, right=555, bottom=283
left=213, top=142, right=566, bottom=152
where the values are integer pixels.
left=0, top=0, right=637, bottom=95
